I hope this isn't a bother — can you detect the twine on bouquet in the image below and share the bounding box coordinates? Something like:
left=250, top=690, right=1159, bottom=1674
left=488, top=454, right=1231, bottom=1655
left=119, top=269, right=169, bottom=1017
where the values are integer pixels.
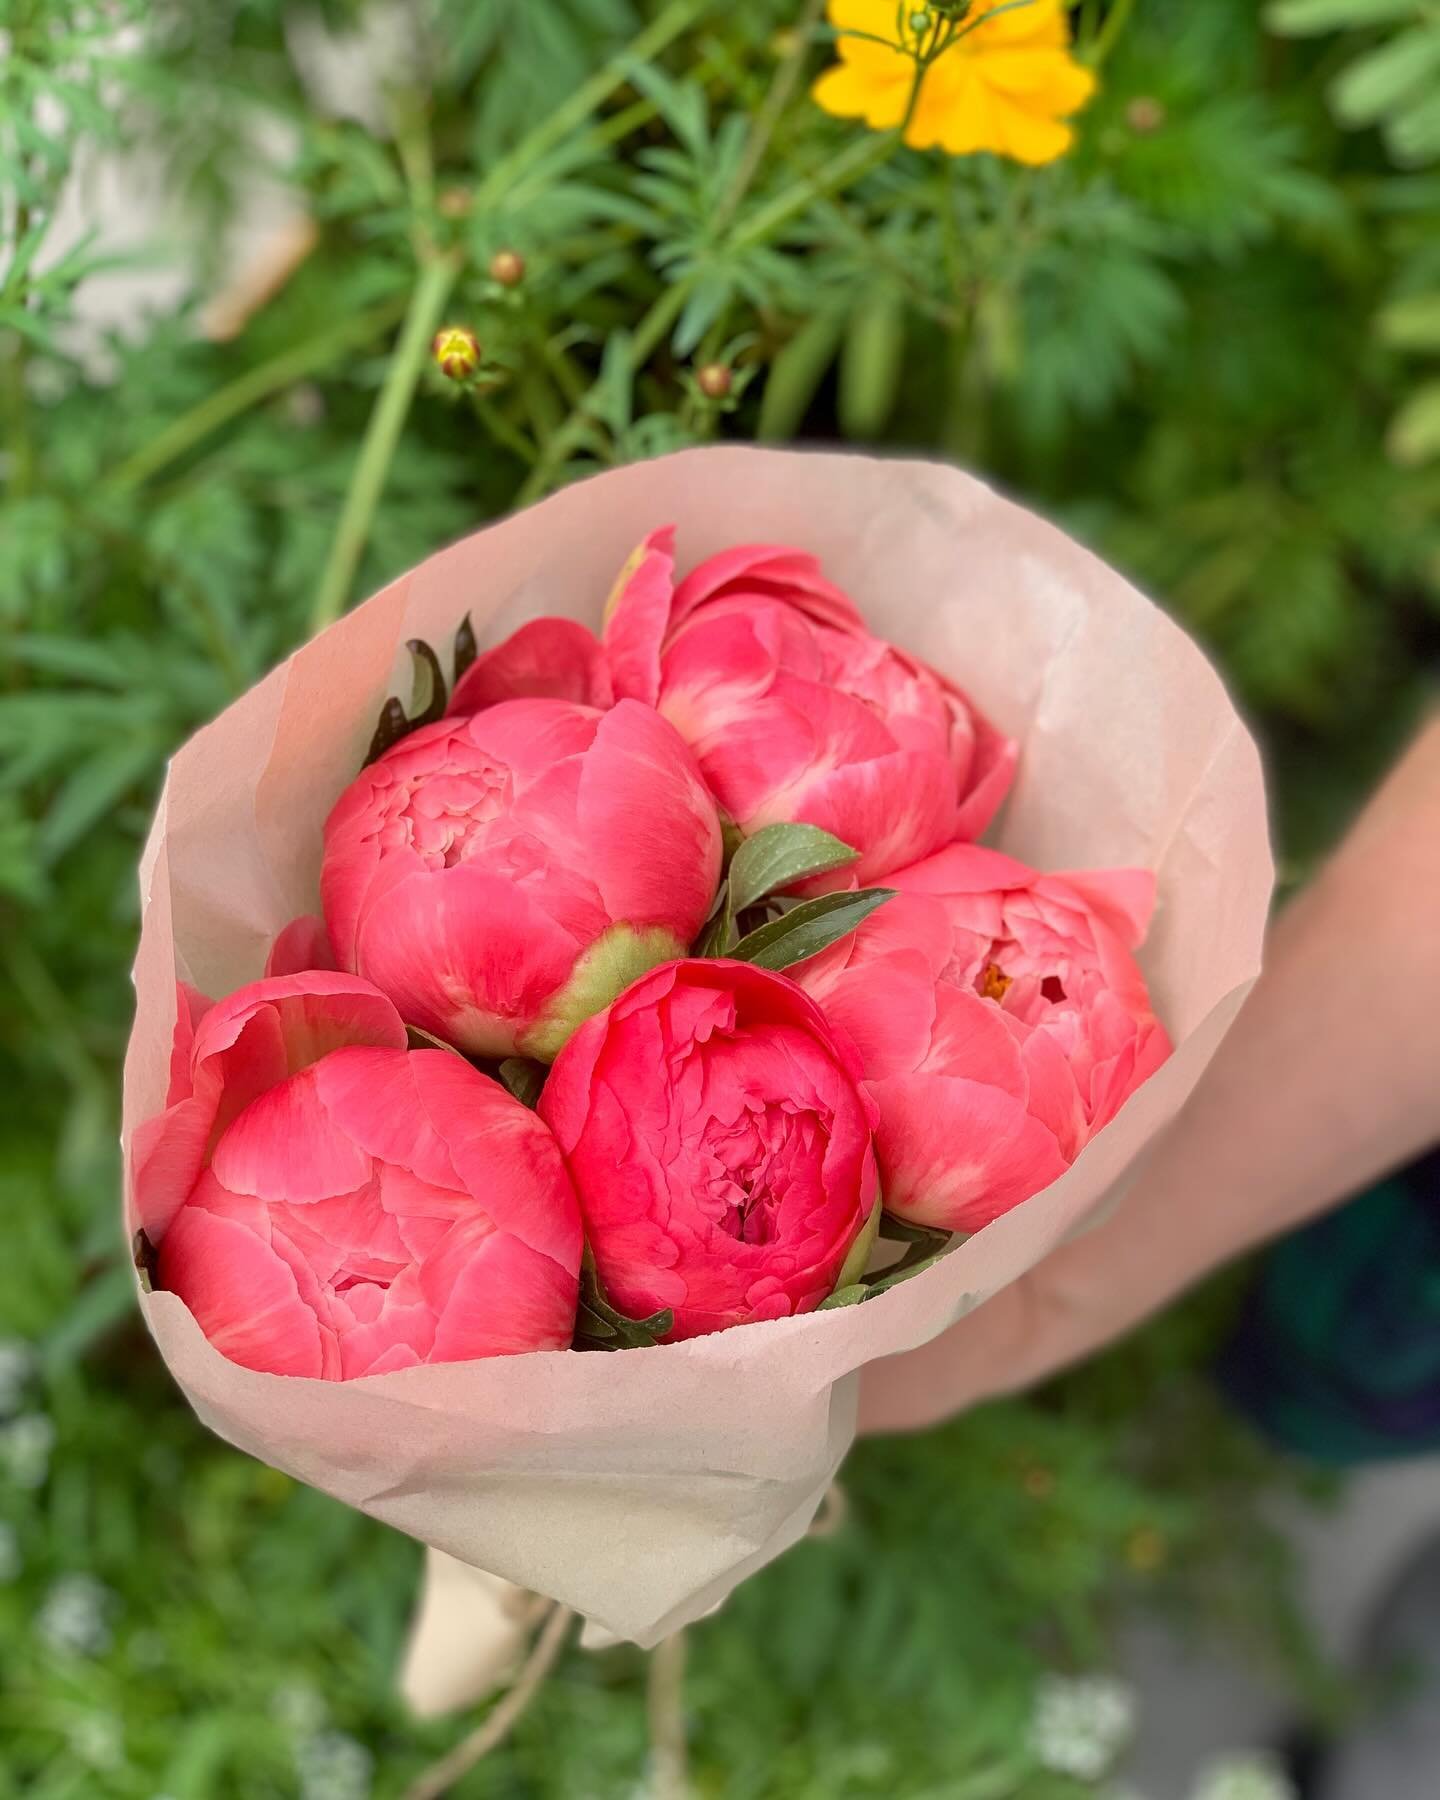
left=403, top=1483, right=848, bottom=1798
left=401, top=1600, right=575, bottom=1800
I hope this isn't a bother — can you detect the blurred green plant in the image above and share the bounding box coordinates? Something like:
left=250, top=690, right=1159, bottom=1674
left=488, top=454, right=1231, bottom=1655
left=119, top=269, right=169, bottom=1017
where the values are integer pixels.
left=1, top=0, right=1434, bottom=1792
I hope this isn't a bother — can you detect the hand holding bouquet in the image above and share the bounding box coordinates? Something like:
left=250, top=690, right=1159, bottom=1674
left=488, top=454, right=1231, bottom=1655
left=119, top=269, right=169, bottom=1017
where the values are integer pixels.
left=124, top=450, right=1270, bottom=1648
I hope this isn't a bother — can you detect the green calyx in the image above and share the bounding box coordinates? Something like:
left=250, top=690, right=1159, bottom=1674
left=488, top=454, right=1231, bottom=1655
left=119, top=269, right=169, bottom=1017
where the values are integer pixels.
left=524, top=923, right=686, bottom=1062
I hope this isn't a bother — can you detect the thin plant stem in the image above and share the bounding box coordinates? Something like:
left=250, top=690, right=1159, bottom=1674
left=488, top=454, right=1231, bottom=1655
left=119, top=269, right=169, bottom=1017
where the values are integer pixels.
left=306, top=254, right=458, bottom=634
left=714, top=0, right=827, bottom=232
left=647, top=1630, right=691, bottom=1800
left=1090, top=0, right=1139, bottom=66
left=106, top=295, right=408, bottom=494
left=401, top=1603, right=575, bottom=1800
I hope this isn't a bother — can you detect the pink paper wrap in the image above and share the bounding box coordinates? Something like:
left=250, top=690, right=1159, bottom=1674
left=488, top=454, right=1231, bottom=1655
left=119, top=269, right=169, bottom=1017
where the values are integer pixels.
left=123, top=447, right=1272, bottom=1651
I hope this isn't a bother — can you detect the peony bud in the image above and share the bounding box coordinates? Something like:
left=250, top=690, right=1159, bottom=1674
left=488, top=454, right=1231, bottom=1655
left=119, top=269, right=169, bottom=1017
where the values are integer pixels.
left=432, top=325, right=481, bottom=382
left=488, top=249, right=527, bottom=287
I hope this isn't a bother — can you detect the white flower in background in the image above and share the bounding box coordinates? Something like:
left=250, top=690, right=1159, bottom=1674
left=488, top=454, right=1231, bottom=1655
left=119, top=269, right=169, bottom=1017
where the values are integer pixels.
left=69, top=1711, right=124, bottom=1770
left=0, top=1412, right=55, bottom=1488
left=0, top=1522, right=21, bottom=1582
left=1029, top=1674, right=1138, bottom=1781
left=273, top=1680, right=328, bottom=1735
left=0, top=1339, right=34, bottom=1416
left=35, top=1573, right=116, bottom=1657
left=296, top=1730, right=374, bottom=1800
left=1191, top=1753, right=1297, bottom=1800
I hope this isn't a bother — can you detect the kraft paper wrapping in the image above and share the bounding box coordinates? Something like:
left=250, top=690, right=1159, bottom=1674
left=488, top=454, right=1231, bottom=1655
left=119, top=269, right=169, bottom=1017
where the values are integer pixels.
left=123, top=448, right=1272, bottom=1664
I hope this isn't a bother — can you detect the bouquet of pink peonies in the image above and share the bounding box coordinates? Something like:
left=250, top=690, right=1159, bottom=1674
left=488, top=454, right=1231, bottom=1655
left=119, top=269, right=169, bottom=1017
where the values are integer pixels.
left=123, top=449, right=1271, bottom=1654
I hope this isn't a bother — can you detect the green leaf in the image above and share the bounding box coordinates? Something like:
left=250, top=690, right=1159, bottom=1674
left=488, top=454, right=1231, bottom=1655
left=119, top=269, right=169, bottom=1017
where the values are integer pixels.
left=839, top=287, right=906, bottom=442
left=1330, top=28, right=1440, bottom=127
left=1388, top=379, right=1440, bottom=464
left=728, top=824, right=859, bottom=915
left=498, top=1057, right=548, bottom=1109
left=1266, top=0, right=1420, bottom=33
left=574, top=1260, right=673, bottom=1350
left=35, top=740, right=159, bottom=866
left=1377, top=290, right=1440, bottom=349
left=819, top=1284, right=869, bottom=1311
left=759, top=309, right=845, bottom=442
left=729, top=889, right=895, bottom=972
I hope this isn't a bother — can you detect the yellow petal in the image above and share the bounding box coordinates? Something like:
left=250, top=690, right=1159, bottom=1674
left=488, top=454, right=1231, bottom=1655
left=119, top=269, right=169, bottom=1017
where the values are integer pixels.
left=975, top=47, right=1097, bottom=112
left=994, top=101, right=1076, bottom=165
left=813, top=61, right=913, bottom=130
left=827, top=0, right=901, bottom=34
left=968, top=0, right=1072, bottom=49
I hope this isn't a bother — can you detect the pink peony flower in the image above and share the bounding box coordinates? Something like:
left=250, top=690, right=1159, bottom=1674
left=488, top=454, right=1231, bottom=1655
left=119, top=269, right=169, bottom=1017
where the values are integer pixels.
left=793, top=844, right=1172, bottom=1233
left=321, top=697, right=723, bottom=1060
left=539, top=959, right=881, bottom=1342
left=601, top=531, right=1017, bottom=888
left=131, top=971, right=412, bottom=1243
left=137, top=973, right=582, bottom=1379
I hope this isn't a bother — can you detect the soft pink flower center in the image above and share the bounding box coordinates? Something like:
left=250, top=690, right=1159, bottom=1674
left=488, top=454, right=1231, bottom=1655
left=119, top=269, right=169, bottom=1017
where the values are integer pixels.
left=371, top=751, right=514, bottom=870
left=691, top=1102, right=828, bottom=1245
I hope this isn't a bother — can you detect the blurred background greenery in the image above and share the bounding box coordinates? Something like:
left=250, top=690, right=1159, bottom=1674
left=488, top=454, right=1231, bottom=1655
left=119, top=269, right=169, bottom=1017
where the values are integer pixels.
left=2, top=0, right=1437, bottom=1794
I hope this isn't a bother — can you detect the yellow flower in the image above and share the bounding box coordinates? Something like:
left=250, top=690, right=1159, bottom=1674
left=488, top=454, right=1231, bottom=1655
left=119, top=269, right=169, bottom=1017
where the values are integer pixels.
left=813, top=0, right=1097, bottom=166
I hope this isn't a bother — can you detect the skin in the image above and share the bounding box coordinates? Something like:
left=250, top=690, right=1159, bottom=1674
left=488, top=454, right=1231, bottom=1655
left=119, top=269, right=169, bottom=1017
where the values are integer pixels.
left=860, top=716, right=1440, bottom=1433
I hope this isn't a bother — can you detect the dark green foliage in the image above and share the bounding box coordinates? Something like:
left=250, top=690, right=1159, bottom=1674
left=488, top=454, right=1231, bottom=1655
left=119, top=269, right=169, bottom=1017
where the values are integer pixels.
left=2, top=0, right=1432, bottom=1791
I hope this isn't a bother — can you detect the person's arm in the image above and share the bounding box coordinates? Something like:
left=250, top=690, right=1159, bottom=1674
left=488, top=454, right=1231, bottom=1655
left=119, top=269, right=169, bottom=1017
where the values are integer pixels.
left=860, top=715, right=1440, bottom=1433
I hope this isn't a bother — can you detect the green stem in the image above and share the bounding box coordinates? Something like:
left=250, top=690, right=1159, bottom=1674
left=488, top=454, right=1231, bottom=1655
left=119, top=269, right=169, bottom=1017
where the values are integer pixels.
left=474, top=0, right=714, bottom=208
left=714, top=0, right=826, bottom=232
left=1090, top=0, right=1138, bottom=66
left=307, top=256, right=458, bottom=634
left=106, top=294, right=408, bottom=494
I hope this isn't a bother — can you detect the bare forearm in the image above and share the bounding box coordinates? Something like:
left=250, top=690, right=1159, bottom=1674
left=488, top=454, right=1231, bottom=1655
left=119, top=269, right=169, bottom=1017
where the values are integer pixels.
left=1085, top=713, right=1440, bottom=1318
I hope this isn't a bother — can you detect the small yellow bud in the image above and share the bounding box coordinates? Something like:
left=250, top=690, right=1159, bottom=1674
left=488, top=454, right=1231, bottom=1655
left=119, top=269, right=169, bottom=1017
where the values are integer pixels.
left=696, top=362, right=733, bottom=400
left=1125, top=96, right=1166, bottom=134
left=438, top=186, right=472, bottom=220
left=489, top=249, right=527, bottom=288
left=432, top=325, right=481, bottom=382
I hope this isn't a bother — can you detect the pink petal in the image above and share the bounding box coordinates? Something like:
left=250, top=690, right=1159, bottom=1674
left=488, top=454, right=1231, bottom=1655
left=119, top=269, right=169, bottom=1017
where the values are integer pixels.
left=671, top=545, right=866, bottom=636
left=1042, top=867, right=1158, bottom=951
left=132, top=1094, right=216, bottom=1242
left=210, top=1065, right=374, bottom=1203
left=601, top=527, right=677, bottom=705
left=889, top=842, right=1036, bottom=899
left=777, top=750, right=960, bottom=890
left=573, top=701, right=722, bottom=934
left=870, top=1072, right=1069, bottom=1233
left=168, top=982, right=212, bottom=1105
left=427, top=1227, right=579, bottom=1360
left=265, top=916, right=339, bottom=978
left=353, top=863, right=585, bottom=1057
left=158, top=1203, right=324, bottom=1378
left=309, top=1047, right=466, bottom=1193
left=448, top=617, right=614, bottom=717
left=953, top=713, right=1020, bottom=841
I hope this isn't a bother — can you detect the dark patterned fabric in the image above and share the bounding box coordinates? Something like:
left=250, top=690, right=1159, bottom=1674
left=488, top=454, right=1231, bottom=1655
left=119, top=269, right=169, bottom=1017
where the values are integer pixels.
left=1219, top=1147, right=1440, bottom=1463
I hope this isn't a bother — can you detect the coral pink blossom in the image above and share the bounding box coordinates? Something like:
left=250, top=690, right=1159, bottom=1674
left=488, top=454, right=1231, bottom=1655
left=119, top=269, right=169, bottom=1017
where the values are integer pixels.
left=602, top=531, right=1017, bottom=888
left=540, top=959, right=880, bottom=1342
left=449, top=617, right=614, bottom=716
left=131, top=971, right=411, bottom=1244
left=321, top=697, right=723, bottom=1060
left=156, top=1044, right=583, bottom=1379
left=794, top=845, right=1172, bottom=1233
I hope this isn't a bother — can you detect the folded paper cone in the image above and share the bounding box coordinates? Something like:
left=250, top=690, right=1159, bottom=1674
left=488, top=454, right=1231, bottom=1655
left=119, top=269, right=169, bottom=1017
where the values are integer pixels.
left=123, top=448, right=1272, bottom=1666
